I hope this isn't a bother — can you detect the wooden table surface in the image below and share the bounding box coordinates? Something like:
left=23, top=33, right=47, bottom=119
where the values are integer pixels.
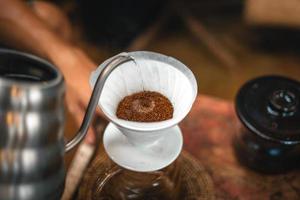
left=66, top=95, right=300, bottom=200
left=181, top=96, right=300, bottom=200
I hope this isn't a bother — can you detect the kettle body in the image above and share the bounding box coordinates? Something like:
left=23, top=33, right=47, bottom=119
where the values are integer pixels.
left=0, top=49, right=65, bottom=200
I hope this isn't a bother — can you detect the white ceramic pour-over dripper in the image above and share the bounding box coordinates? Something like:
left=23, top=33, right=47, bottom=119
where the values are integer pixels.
left=90, top=51, right=197, bottom=172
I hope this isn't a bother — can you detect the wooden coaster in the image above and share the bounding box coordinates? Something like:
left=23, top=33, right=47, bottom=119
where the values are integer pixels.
left=77, top=151, right=215, bottom=200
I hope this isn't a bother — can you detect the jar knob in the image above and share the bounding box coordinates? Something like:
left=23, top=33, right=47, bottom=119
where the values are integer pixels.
left=267, top=90, right=298, bottom=117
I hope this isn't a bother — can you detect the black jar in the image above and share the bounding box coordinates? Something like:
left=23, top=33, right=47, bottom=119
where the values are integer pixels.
left=234, top=76, right=300, bottom=173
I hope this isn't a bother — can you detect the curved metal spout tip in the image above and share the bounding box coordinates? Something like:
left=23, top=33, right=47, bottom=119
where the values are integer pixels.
left=118, top=52, right=135, bottom=62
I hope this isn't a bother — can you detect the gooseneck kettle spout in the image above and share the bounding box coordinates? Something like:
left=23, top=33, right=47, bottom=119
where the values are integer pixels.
left=65, top=52, right=135, bottom=152
left=0, top=49, right=134, bottom=200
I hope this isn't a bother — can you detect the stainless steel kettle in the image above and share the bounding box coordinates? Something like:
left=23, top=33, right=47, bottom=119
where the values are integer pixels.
left=0, top=49, right=133, bottom=200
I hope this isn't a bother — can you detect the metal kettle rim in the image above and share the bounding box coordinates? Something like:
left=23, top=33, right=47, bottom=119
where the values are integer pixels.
left=0, top=48, right=64, bottom=89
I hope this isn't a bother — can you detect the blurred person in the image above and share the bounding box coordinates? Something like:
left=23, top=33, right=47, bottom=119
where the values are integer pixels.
left=0, top=0, right=97, bottom=144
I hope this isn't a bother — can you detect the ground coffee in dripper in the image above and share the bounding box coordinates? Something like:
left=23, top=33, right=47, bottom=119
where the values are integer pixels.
left=116, top=91, right=173, bottom=122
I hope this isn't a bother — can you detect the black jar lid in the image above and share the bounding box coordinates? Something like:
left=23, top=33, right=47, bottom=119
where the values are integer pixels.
left=236, top=75, right=300, bottom=144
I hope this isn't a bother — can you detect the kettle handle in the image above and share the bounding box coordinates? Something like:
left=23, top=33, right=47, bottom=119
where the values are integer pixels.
left=65, top=52, right=135, bottom=152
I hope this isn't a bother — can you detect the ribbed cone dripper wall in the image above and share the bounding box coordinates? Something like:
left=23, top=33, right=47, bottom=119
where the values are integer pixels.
left=90, top=51, right=197, bottom=131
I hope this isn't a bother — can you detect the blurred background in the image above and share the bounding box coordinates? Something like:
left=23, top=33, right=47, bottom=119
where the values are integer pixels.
left=42, top=0, right=300, bottom=100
